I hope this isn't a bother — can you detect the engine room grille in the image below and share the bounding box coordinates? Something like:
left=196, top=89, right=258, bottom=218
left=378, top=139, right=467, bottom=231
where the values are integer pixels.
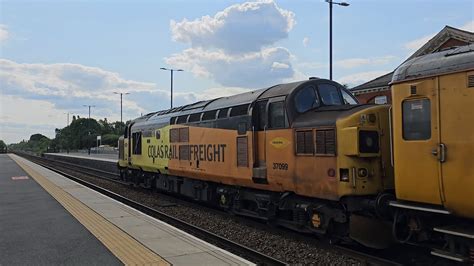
left=468, top=74, right=474, bottom=88
left=315, top=129, right=336, bottom=155
left=179, top=127, right=189, bottom=142
left=237, top=136, right=248, bottom=167
left=170, top=128, right=179, bottom=143
left=296, top=130, right=314, bottom=155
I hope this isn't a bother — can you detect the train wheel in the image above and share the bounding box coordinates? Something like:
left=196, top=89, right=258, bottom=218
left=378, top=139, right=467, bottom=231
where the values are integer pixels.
left=392, top=210, right=413, bottom=243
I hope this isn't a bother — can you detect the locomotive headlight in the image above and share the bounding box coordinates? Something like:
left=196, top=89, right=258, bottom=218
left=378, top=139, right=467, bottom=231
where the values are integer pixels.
left=340, top=168, right=349, bottom=182
left=359, top=130, right=380, bottom=154
left=358, top=168, right=368, bottom=177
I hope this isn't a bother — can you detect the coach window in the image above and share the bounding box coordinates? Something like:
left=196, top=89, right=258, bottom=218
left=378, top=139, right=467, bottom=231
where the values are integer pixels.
left=295, top=85, right=320, bottom=113
left=402, top=99, right=431, bottom=140
left=269, top=101, right=286, bottom=129
left=318, top=84, right=343, bottom=105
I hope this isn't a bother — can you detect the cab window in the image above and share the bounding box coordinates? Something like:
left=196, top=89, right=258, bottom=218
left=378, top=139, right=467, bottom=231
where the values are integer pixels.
left=402, top=99, right=431, bottom=140
left=269, top=101, right=286, bottom=129
left=318, top=84, right=343, bottom=105
left=295, top=85, right=320, bottom=113
left=341, top=90, right=358, bottom=105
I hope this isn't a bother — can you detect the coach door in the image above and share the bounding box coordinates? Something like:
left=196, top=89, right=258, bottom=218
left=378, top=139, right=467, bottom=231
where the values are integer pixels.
left=252, top=100, right=268, bottom=183
left=393, top=78, right=443, bottom=205
left=438, top=71, right=474, bottom=217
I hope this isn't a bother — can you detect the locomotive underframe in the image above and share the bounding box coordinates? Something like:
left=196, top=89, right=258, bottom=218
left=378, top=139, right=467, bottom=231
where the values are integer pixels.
left=391, top=205, right=474, bottom=263
left=119, top=166, right=388, bottom=242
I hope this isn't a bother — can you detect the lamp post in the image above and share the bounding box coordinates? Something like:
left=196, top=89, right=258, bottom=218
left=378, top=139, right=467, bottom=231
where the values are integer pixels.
left=64, top=112, right=74, bottom=126
left=82, top=105, right=95, bottom=155
left=326, top=0, right=349, bottom=81
left=113, top=92, right=129, bottom=125
left=83, top=105, right=96, bottom=119
left=160, top=67, right=183, bottom=108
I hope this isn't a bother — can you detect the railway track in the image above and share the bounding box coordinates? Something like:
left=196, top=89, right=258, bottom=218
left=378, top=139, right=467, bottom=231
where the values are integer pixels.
left=16, top=152, right=436, bottom=265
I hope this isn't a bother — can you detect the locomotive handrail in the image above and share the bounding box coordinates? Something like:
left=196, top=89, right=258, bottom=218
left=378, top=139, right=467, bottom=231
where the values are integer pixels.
left=389, top=106, right=394, bottom=167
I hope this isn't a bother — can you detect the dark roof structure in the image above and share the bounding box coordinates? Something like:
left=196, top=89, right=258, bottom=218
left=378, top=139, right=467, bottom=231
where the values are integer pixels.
left=351, top=25, right=474, bottom=94
left=392, top=44, right=474, bottom=84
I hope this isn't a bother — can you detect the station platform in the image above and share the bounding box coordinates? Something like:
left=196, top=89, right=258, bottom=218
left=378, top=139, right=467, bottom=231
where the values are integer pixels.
left=0, top=154, right=253, bottom=266
left=44, top=152, right=118, bottom=163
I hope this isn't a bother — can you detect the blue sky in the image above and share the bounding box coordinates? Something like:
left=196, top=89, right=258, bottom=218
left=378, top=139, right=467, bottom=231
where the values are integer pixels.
left=1, top=0, right=473, bottom=143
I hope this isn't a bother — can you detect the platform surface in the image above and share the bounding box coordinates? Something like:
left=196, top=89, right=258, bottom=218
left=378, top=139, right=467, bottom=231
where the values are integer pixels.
left=3, top=154, right=253, bottom=266
left=45, top=152, right=118, bottom=162
left=0, top=154, right=121, bottom=265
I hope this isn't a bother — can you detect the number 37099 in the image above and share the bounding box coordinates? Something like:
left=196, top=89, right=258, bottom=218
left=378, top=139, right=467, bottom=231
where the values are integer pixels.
left=272, top=162, right=288, bottom=170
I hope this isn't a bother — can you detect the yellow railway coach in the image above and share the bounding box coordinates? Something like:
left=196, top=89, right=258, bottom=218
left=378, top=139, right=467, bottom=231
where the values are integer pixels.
left=390, top=44, right=474, bottom=262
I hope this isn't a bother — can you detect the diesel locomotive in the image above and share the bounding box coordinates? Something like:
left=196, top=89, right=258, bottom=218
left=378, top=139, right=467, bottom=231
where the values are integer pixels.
left=118, top=78, right=394, bottom=245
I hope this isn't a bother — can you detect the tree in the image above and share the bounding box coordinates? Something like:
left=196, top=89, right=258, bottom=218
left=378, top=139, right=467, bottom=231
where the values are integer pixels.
left=0, top=140, right=7, bottom=153
left=29, top=133, right=48, bottom=142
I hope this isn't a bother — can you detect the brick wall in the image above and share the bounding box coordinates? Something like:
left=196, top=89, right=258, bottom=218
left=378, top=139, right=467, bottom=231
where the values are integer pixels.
left=355, top=89, right=392, bottom=104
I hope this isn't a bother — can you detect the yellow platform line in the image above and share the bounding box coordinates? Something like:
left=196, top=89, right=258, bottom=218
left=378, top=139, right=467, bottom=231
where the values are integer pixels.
left=10, top=154, right=170, bottom=266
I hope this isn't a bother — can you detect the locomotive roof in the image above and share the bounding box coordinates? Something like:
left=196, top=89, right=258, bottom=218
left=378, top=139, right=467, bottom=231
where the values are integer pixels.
left=392, top=44, right=474, bottom=84
left=134, top=79, right=319, bottom=125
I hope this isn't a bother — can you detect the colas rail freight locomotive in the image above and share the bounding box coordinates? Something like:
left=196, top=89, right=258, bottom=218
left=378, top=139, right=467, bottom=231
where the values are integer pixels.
left=118, top=44, right=474, bottom=263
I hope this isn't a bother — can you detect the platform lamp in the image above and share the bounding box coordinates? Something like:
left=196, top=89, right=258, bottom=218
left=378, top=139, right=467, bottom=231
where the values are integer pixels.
left=64, top=112, right=75, bottom=126
left=113, top=92, right=130, bottom=125
left=160, top=67, right=183, bottom=108
left=83, top=105, right=96, bottom=119
left=326, top=0, right=350, bottom=80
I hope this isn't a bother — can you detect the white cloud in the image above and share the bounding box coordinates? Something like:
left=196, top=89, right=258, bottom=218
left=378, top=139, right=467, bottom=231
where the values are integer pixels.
left=0, top=59, right=156, bottom=116
left=170, top=0, right=295, bottom=54
left=335, top=56, right=397, bottom=69
left=302, top=37, right=310, bottom=47
left=167, top=0, right=297, bottom=87
left=0, top=59, right=255, bottom=143
left=0, top=95, right=65, bottom=143
left=337, top=70, right=389, bottom=87
left=166, top=46, right=294, bottom=88
left=0, top=24, right=9, bottom=42
left=461, top=20, right=474, bottom=32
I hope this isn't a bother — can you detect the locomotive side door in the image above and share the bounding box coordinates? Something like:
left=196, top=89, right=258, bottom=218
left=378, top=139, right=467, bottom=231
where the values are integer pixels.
left=127, top=123, right=134, bottom=164
left=392, top=78, right=443, bottom=205
left=438, top=71, right=474, bottom=217
left=252, top=100, right=268, bottom=183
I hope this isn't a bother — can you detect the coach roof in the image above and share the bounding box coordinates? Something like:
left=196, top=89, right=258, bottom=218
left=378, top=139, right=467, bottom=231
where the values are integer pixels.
left=392, top=44, right=474, bottom=84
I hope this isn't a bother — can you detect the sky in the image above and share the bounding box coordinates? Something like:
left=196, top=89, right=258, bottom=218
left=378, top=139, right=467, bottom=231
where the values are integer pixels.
left=0, top=0, right=473, bottom=144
